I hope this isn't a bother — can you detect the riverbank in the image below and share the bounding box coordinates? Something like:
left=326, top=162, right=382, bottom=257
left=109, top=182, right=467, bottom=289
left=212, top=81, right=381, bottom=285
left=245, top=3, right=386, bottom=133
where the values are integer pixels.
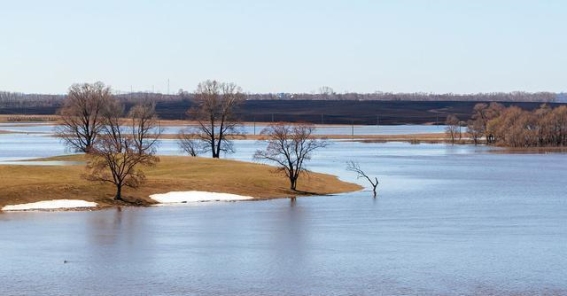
left=0, top=155, right=362, bottom=211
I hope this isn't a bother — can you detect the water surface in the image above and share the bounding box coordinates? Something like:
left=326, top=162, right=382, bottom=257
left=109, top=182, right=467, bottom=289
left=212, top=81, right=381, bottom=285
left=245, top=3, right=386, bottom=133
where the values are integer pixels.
left=0, top=123, right=445, bottom=136
left=0, top=135, right=566, bottom=295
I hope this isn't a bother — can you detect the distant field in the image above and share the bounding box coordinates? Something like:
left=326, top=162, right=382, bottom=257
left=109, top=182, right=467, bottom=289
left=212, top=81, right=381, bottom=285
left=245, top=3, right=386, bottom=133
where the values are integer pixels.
left=155, top=100, right=564, bottom=124
left=1, top=100, right=562, bottom=125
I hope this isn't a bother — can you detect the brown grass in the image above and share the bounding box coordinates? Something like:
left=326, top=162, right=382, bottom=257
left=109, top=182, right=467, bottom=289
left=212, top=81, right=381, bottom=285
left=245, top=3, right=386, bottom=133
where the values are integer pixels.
left=0, top=115, right=58, bottom=123
left=0, top=155, right=362, bottom=210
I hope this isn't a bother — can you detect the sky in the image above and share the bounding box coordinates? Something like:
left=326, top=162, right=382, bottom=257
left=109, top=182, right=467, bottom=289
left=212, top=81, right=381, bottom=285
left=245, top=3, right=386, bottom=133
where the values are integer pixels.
left=1, top=0, right=566, bottom=94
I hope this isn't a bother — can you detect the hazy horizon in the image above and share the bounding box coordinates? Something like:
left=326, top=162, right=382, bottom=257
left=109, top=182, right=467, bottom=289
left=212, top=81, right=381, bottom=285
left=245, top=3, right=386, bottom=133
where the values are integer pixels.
left=1, top=1, right=566, bottom=94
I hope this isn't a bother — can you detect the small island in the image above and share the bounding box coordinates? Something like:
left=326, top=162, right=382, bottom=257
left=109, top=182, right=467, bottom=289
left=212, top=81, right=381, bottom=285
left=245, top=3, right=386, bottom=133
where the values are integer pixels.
left=0, top=155, right=362, bottom=211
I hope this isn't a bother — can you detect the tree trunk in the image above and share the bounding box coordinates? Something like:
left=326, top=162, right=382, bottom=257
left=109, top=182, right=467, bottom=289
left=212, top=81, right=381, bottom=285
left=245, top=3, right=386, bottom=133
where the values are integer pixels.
left=290, top=177, right=297, bottom=190
left=212, top=141, right=220, bottom=158
left=85, top=142, right=92, bottom=154
left=114, top=184, right=123, bottom=201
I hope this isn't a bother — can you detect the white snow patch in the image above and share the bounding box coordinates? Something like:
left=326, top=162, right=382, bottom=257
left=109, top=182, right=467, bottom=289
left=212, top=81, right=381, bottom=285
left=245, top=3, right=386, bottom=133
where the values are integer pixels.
left=2, top=199, right=98, bottom=211
left=150, top=191, right=254, bottom=204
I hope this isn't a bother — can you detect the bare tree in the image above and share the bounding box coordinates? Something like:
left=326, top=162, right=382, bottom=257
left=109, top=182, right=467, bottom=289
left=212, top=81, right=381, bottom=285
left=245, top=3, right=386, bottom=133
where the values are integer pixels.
left=472, top=102, right=504, bottom=144
left=445, top=115, right=460, bottom=144
left=458, top=120, right=466, bottom=140
left=128, top=101, right=162, bottom=155
left=346, top=161, right=379, bottom=197
left=318, top=86, right=335, bottom=100
left=187, top=80, right=245, bottom=158
left=254, top=123, right=328, bottom=191
left=56, top=82, right=112, bottom=153
left=84, top=100, right=160, bottom=201
left=177, top=128, right=203, bottom=157
left=466, top=118, right=484, bottom=145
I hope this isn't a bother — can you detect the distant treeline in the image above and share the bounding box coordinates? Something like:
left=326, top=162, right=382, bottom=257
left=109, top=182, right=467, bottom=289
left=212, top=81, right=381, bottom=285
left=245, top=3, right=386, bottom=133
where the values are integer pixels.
left=247, top=91, right=567, bottom=103
left=487, top=104, right=567, bottom=147
left=445, top=103, right=567, bottom=147
left=0, top=92, right=64, bottom=108
left=1, top=90, right=567, bottom=110
left=0, top=91, right=178, bottom=109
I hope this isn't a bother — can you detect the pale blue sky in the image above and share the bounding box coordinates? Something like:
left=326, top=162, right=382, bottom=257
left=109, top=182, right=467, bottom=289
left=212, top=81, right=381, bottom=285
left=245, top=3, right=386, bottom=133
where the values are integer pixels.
left=1, top=0, right=566, bottom=94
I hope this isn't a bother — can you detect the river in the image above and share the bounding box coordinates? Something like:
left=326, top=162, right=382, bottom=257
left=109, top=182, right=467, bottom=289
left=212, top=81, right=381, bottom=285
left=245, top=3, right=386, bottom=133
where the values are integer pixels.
left=0, top=128, right=566, bottom=295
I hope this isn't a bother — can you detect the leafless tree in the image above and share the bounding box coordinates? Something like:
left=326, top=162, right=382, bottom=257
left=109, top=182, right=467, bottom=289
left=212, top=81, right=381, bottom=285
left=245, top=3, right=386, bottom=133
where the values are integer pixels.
left=128, top=101, right=162, bottom=155
left=177, top=128, right=203, bottom=157
left=346, top=161, right=379, bottom=197
left=187, top=80, right=245, bottom=158
left=84, top=100, right=160, bottom=201
left=466, top=118, right=484, bottom=145
left=458, top=120, right=466, bottom=140
left=445, top=115, right=460, bottom=144
left=56, top=82, right=112, bottom=153
left=254, top=123, right=328, bottom=191
left=318, top=86, right=335, bottom=100
left=472, top=102, right=504, bottom=144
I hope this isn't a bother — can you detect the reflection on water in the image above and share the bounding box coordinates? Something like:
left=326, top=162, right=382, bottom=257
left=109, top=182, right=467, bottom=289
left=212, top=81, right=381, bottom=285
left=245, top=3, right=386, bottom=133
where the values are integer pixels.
left=0, top=134, right=566, bottom=295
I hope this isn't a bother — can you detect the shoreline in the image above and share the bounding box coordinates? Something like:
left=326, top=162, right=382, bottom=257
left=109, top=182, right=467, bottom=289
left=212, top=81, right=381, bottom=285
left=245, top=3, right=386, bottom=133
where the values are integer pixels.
left=1, top=191, right=259, bottom=212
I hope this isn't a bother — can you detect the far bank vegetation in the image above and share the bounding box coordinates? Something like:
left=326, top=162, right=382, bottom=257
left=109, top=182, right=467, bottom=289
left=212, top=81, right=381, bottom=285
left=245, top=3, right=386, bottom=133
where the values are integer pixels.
left=448, top=103, right=567, bottom=147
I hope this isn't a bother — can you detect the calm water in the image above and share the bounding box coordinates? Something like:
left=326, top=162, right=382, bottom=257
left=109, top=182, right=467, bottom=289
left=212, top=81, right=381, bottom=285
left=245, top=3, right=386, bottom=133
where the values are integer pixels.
left=0, top=122, right=445, bottom=136
left=0, top=134, right=68, bottom=162
left=0, top=132, right=566, bottom=295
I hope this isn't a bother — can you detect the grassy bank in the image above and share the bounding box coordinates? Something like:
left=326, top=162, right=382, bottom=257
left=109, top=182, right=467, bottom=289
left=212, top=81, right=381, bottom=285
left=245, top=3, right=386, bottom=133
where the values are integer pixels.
left=0, top=155, right=362, bottom=209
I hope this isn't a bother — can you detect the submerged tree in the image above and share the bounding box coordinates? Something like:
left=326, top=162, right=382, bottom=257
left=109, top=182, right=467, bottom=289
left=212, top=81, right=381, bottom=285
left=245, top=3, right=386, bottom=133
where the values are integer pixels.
left=484, top=104, right=567, bottom=147
left=56, top=82, right=112, bottom=153
left=187, top=80, right=245, bottom=158
left=346, top=161, right=379, bottom=197
left=471, top=102, right=504, bottom=144
left=254, top=123, right=328, bottom=191
left=549, top=105, right=567, bottom=145
left=84, top=100, right=160, bottom=201
left=466, top=118, right=484, bottom=145
left=445, top=115, right=460, bottom=144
